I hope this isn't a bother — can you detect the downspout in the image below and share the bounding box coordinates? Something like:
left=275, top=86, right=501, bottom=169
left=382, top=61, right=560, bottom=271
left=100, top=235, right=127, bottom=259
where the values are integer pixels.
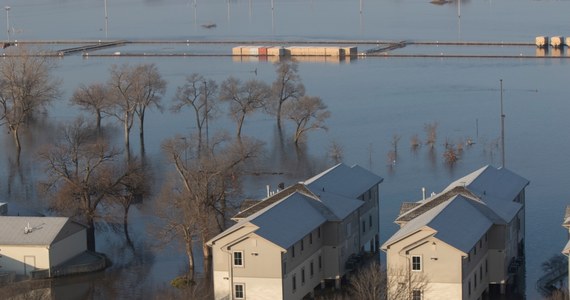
left=220, top=247, right=234, bottom=300
left=219, top=236, right=250, bottom=300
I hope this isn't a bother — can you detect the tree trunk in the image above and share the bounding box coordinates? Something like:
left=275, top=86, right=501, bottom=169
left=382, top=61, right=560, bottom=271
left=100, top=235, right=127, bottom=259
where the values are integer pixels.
left=201, top=232, right=212, bottom=261
left=11, top=127, right=21, bottom=164
left=185, top=232, right=195, bottom=272
left=96, top=110, right=102, bottom=134
left=86, top=218, right=96, bottom=251
left=139, top=111, right=145, bottom=157
left=123, top=203, right=133, bottom=246
left=124, top=112, right=130, bottom=155
left=277, top=101, right=283, bottom=128
left=237, top=114, right=245, bottom=139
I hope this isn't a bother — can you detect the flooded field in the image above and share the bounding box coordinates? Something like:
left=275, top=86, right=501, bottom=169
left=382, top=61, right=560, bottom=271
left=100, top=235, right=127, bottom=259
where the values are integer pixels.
left=1, top=0, right=570, bottom=299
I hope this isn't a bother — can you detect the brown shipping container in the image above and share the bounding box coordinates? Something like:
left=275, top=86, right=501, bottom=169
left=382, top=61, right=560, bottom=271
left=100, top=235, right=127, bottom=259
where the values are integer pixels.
left=258, top=47, right=268, bottom=56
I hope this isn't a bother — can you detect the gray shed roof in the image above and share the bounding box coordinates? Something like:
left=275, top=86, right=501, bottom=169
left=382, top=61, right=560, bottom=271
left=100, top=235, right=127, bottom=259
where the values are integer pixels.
left=0, top=216, right=85, bottom=246
left=304, top=163, right=383, bottom=199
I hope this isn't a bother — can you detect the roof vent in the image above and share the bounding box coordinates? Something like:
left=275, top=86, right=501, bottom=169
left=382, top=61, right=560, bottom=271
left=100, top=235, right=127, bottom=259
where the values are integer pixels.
left=24, top=222, right=32, bottom=234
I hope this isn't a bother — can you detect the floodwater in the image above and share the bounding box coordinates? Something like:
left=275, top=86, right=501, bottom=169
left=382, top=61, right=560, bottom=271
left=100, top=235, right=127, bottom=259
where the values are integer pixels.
left=1, top=0, right=570, bottom=299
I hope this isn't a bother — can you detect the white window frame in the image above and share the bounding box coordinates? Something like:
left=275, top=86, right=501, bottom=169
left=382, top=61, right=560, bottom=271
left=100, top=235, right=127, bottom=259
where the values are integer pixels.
left=234, top=283, right=245, bottom=299
left=412, top=289, right=422, bottom=300
left=411, top=255, right=422, bottom=271
left=233, top=251, right=244, bottom=267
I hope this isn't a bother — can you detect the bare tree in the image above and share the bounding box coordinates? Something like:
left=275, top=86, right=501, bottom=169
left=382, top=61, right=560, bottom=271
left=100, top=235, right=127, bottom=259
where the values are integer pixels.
left=219, top=77, right=271, bottom=139
left=107, top=63, right=166, bottom=157
left=424, top=122, right=438, bottom=148
left=392, top=134, right=401, bottom=154
left=349, top=260, right=387, bottom=300
left=172, top=73, right=218, bottom=152
left=328, top=140, right=344, bottom=164
left=70, top=83, right=111, bottom=133
left=132, top=63, right=166, bottom=154
left=410, top=134, right=421, bottom=151
left=38, top=118, right=136, bottom=251
left=160, top=134, right=263, bottom=272
left=349, top=261, right=430, bottom=300
left=443, top=145, right=458, bottom=165
left=0, top=47, right=61, bottom=160
left=282, top=95, right=330, bottom=145
left=109, top=159, right=150, bottom=246
left=269, top=59, right=305, bottom=128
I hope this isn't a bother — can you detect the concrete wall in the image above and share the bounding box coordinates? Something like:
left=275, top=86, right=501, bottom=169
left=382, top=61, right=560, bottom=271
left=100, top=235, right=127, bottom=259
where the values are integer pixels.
left=0, top=245, right=49, bottom=276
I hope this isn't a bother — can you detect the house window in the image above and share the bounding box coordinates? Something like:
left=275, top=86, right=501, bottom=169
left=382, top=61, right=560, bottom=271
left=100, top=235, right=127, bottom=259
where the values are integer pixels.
left=480, top=265, right=483, bottom=280
left=283, top=261, right=287, bottom=274
left=485, top=233, right=488, bottom=242
left=474, top=272, right=477, bottom=288
left=485, top=259, right=488, bottom=274
left=412, top=289, right=422, bottom=300
left=234, top=284, right=245, bottom=299
left=319, top=255, right=322, bottom=269
left=292, top=245, right=295, bottom=258
left=301, top=239, right=304, bottom=251
left=301, top=268, right=305, bottom=285
left=310, top=261, right=314, bottom=277
left=412, top=255, right=422, bottom=271
left=474, top=246, right=477, bottom=256
left=362, top=220, right=366, bottom=233
left=292, top=274, right=297, bottom=291
left=318, top=227, right=321, bottom=238
left=309, top=232, right=313, bottom=244
left=369, top=215, right=373, bottom=228
left=468, top=281, right=471, bottom=296
left=233, top=251, right=244, bottom=267
left=479, top=240, right=482, bottom=249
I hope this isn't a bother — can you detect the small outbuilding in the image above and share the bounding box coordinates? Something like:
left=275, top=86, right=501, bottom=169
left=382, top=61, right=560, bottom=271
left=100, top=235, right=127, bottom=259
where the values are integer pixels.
left=0, top=216, right=87, bottom=277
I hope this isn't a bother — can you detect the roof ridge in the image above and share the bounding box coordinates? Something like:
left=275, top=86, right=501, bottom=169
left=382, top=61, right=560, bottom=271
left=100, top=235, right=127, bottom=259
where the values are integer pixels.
left=396, top=186, right=477, bottom=223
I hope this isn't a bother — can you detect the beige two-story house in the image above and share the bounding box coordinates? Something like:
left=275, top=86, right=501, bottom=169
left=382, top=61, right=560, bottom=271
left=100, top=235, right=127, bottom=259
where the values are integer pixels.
left=382, top=165, right=529, bottom=300
left=207, top=163, right=383, bottom=300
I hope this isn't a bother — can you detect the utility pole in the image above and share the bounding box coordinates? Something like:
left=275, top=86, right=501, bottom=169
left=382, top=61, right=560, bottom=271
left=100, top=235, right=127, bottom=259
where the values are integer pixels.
left=500, top=79, right=505, bottom=168
left=5, top=6, right=10, bottom=42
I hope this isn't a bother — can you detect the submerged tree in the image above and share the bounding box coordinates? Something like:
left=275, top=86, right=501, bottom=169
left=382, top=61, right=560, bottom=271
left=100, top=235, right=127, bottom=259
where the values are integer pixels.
left=268, top=59, right=305, bottom=128
left=107, top=63, right=166, bottom=158
left=38, top=118, right=141, bottom=251
left=219, top=77, right=271, bottom=139
left=0, top=47, right=61, bottom=160
left=160, top=134, right=263, bottom=273
left=70, top=83, right=111, bottom=133
left=424, top=122, right=438, bottom=148
left=172, top=73, right=218, bottom=152
left=282, top=95, right=330, bottom=145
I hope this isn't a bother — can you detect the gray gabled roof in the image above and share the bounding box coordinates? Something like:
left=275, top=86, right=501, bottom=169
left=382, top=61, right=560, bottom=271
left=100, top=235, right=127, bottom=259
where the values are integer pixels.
left=0, top=216, right=85, bottom=246
left=383, top=195, right=495, bottom=253
left=304, top=163, right=384, bottom=199
left=396, top=165, right=528, bottom=225
left=249, top=193, right=327, bottom=249
left=210, top=163, right=380, bottom=250
left=442, top=165, right=529, bottom=222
